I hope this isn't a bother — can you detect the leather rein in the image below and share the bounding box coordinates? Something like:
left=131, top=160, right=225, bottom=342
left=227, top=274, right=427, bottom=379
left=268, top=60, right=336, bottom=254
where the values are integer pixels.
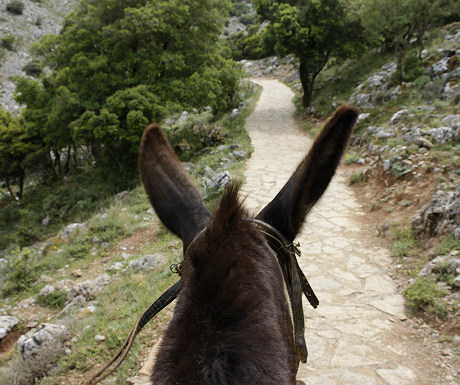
left=85, top=219, right=318, bottom=384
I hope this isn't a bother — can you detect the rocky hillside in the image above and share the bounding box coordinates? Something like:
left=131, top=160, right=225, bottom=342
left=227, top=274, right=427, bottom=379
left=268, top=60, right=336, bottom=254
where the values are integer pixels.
left=241, top=23, right=460, bottom=335
left=0, top=0, right=77, bottom=114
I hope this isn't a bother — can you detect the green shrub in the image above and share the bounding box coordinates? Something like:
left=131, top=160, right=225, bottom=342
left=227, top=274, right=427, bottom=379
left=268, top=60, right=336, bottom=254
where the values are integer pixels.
left=0, top=247, right=39, bottom=297
left=344, top=151, right=360, bottom=165
left=414, top=75, right=430, bottom=88
left=1, top=35, right=16, bottom=51
left=229, top=2, right=249, bottom=17
left=349, top=171, right=365, bottom=184
left=61, top=241, right=92, bottom=261
left=239, top=14, right=258, bottom=26
left=16, top=208, right=41, bottom=245
left=390, top=161, right=412, bottom=178
left=437, top=263, right=456, bottom=285
left=6, top=0, right=24, bottom=15
left=405, top=276, right=447, bottom=317
left=37, top=289, right=68, bottom=309
left=436, top=234, right=460, bottom=255
left=22, top=60, right=43, bottom=77
left=405, top=55, right=424, bottom=82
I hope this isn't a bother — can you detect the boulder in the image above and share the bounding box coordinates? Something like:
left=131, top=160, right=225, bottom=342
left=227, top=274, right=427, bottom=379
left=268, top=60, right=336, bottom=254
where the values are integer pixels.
left=0, top=315, right=19, bottom=340
left=412, top=184, right=460, bottom=238
left=210, top=171, right=232, bottom=190
left=38, top=284, right=56, bottom=298
left=123, top=254, right=166, bottom=273
left=66, top=273, right=111, bottom=303
left=62, top=222, right=87, bottom=239
left=58, top=295, right=87, bottom=317
left=418, top=255, right=460, bottom=278
left=17, top=323, right=68, bottom=364
left=390, top=109, right=408, bottom=125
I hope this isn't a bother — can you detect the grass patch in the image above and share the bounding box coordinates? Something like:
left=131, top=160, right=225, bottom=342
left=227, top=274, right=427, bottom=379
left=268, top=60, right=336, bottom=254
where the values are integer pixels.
left=436, top=233, right=460, bottom=255
left=392, top=227, right=419, bottom=260
left=344, top=151, right=361, bottom=165
left=349, top=171, right=366, bottom=185
left=55, top=233, right=180, bottom=383
left=36, top=289, right=68, bottom=310
left=0, top=247, right=39, bottom=298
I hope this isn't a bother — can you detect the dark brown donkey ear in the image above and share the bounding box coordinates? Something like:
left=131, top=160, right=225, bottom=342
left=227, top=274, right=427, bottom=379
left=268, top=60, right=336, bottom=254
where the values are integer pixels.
left=256, top=105, right=359, bottom=242
left=139, top=124, right=211, bottom=253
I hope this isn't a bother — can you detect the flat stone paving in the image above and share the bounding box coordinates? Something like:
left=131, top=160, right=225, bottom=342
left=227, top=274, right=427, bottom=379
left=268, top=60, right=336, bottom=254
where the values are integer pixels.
left=242, top=79, right=420, bottom=385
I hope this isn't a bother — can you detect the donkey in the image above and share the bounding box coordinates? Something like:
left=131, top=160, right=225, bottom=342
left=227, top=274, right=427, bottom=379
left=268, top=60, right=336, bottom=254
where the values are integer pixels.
left=138, top=105, right=358, bottom=385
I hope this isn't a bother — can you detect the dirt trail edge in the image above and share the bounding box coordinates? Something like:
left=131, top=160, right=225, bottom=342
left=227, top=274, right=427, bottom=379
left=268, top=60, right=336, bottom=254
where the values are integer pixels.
left=242, top=79, right=438, bottom=385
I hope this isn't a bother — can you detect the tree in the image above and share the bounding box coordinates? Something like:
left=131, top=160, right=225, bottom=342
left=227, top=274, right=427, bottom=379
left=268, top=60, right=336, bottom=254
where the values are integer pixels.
left=254, top=0, right=365, bottom=108
left=0, top=109, right=44, bottom=200
left=407, top=0, right=459, bottom=58
left=17, top=0, right=241, bottom=180
left=357, top=0, right=458, bottom=80
left=361, top=0, right=410, bottom=79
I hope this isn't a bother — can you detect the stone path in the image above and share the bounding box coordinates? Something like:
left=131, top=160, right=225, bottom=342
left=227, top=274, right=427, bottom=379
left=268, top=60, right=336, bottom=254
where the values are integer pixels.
left=241, top=79, right=424, bottom=385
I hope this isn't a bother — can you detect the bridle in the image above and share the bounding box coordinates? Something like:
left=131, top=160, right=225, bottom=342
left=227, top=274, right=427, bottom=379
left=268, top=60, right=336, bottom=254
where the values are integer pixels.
left=251, top=219, right=318, bottom=366
left=84, top=219, right=318, bottom=385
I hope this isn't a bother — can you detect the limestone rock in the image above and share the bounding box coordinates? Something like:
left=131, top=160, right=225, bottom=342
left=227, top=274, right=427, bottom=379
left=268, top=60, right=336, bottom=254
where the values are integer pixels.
left=0, top=315, right=19, bottom=340
left=390, top=109, right=408, bottom=125
left=18, top=323, right=68, bottom=364
left=62, top=222, right=87, bottom=239
left=123, top=254, right=166, bottom=273
left=58, top=295, right=87, bottom=317
left=38, top=284, right=56, bottom=298
left=412, top=184, right=460, bottom=238
left=66, top=273, right=111, bottom=303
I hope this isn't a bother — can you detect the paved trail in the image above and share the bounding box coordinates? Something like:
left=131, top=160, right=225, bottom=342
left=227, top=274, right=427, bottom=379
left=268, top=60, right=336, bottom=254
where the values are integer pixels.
left=242, top=79, right=430, bottom=385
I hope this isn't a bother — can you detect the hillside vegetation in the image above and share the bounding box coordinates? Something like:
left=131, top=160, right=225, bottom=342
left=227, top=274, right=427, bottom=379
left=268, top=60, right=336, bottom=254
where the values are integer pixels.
left=0, top=81, right=260, bottom=384
left=288, top=22, right=460, bottom=332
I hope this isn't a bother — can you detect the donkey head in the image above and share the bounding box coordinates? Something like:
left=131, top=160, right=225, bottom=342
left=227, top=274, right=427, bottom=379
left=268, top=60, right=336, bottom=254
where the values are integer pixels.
left=138, top=105, right=358, bottom=384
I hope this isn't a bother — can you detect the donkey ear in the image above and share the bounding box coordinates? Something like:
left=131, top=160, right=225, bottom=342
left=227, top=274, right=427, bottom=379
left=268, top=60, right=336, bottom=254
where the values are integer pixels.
left=256, top=105, right=358, bottom=242
left=139, top=124, right=211, bottom=252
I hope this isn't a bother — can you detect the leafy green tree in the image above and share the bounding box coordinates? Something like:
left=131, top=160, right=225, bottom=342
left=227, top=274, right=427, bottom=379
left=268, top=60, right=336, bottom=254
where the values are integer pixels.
left=15, top=77, right=76, bottom=176
left=0, top=109, right=44, bottom=200
left=407, top=0, right=459, bottom=57
left=17, top=0, right=241, bottom=180
left=254, top=0, right=365, bottom=108
left=357, top=0, right=458, bottom=80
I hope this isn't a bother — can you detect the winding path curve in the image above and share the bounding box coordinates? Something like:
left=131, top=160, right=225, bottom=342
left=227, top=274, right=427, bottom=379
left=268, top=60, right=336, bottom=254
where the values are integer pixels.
left=242, top=79, right=430, bottom=385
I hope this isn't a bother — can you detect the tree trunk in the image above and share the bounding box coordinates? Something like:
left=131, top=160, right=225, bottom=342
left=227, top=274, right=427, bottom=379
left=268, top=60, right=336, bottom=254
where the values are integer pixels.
left=64, top=145, right=72, bottom=174
left=396, top=42, right=406, bottom=81
left=53, top=149, right=61, bottom=174
left=17, top=169, right=25, bottom=200
left=299, top=59, right=314, bottom=108
left=5, top=176, right=16, bottom=200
